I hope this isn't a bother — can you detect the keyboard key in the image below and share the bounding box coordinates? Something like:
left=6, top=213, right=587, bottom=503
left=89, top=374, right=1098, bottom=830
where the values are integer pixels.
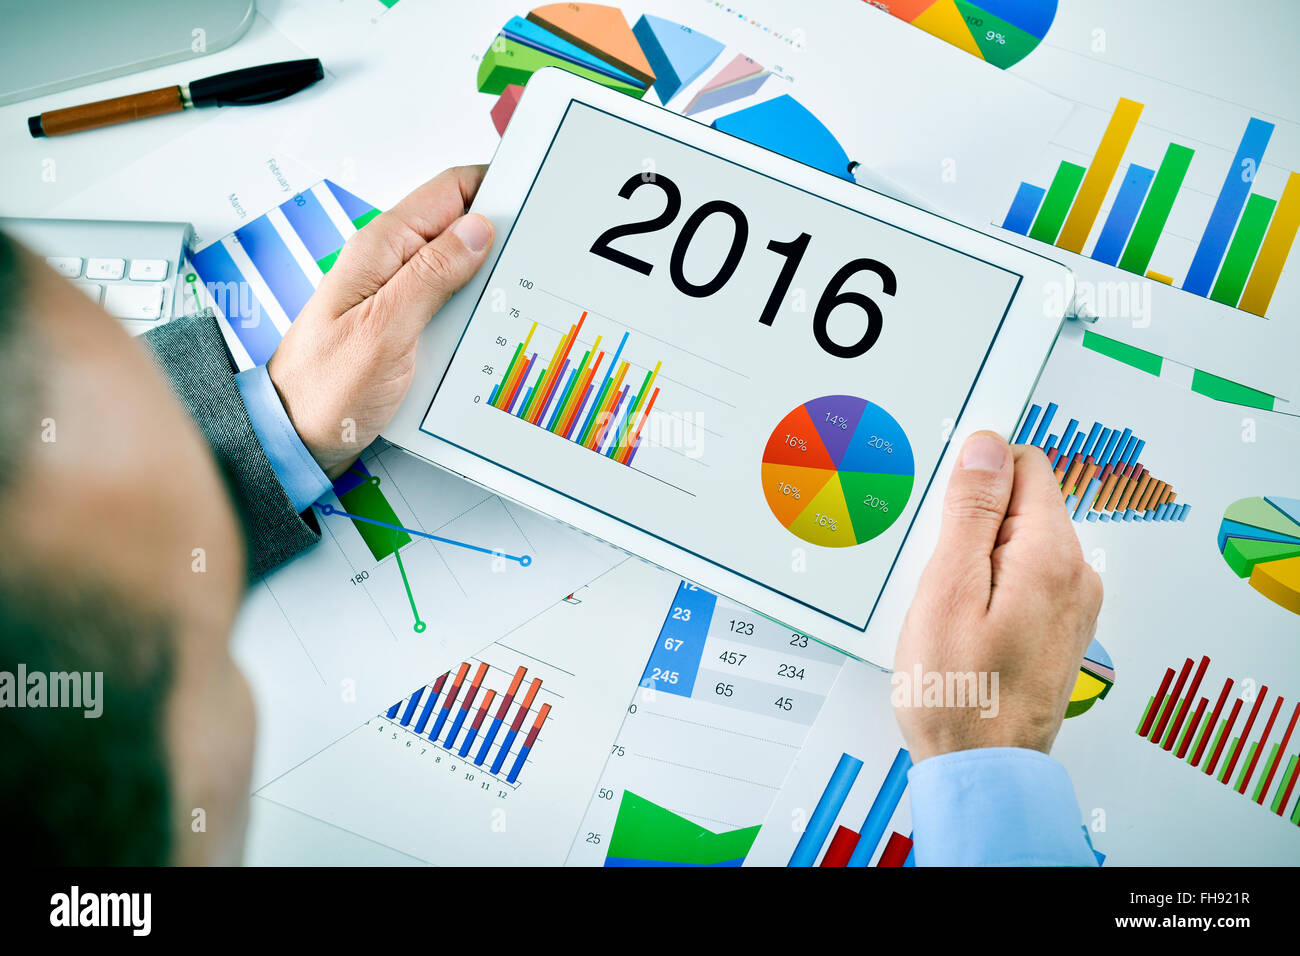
left=104, top=285, right=164, bottom=321
left=128, top=258, right=169, bottom=281
left=45, top=256, right=83, bottom=278
left=73, top=282, right=103, bottom=304
left=85, top=258, right=126, bottom=280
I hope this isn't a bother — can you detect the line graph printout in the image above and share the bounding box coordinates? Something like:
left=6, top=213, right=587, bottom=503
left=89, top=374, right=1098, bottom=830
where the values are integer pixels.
left=234, top=441, right=625, bottom=788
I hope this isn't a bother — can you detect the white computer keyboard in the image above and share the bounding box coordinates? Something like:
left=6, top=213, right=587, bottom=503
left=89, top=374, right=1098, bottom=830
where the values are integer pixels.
left=1, top=217, right=193, bottom=333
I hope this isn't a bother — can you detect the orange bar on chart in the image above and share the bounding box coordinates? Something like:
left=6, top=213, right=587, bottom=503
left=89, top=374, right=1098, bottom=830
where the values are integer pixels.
left=509, top=678, right=543, bottom=731
left=527, top=312, right=587, bottom=424
left=1137, top=478, right=1164, bottom=514
left=1118, top=470, right=1149, bottom=512
left=1099, top=469, right=1128, bottom=511
left=1075, top=461, right=1099, bottom=498
left=1093, top=471, right=1120, bottom=511
left=1061, top=456, right=1086, bottom=497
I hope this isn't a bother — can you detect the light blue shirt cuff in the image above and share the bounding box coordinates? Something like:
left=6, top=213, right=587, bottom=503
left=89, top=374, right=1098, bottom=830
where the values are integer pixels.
left=234, top=365, right=332, bottom=514
left=909, top=747, right=1100, bottom=866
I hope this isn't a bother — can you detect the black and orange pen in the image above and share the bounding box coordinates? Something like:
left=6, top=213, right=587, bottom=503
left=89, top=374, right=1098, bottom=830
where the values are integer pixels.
left=28, top=58, right=323, bottom=138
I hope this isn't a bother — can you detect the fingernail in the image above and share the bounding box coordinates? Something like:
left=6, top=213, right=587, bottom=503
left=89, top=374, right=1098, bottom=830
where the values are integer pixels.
left=961, top=433, right=1008, bottom=472
left=451, top=213, right=491, bottom=253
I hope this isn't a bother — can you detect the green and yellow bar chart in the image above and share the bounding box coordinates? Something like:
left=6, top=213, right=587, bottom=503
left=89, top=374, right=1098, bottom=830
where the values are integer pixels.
left=1001, top=97, right=1300, bottom=317
left=1137, top=655, right=1300, bottom=826
left=489, top=311, right=663, bottom=467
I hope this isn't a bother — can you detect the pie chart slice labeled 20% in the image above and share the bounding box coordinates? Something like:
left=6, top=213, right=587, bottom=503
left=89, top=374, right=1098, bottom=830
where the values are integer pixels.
left=761, top=395, right=915, bottom=548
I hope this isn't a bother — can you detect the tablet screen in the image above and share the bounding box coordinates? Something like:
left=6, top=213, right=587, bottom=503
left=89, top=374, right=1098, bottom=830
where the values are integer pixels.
left=422, top=100, right=1022, bottom=631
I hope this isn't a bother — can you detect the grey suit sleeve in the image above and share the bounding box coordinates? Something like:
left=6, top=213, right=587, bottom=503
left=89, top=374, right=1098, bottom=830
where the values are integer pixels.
left=143, top=311, right=320, bottom=579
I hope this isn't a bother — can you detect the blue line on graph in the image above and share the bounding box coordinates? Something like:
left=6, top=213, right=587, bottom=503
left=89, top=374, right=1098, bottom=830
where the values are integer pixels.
left=316, top=504, right=532, bottom=566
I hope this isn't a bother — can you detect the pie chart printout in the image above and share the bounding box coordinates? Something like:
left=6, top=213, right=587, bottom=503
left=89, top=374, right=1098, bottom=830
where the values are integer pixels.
left=761, top=396, right=915, bottom=548
left=1218, top=495, right=1300, bottom=616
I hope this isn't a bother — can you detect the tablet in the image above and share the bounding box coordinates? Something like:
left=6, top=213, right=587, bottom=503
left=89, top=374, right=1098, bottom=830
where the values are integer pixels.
left=386, top=68, right=1072, bottom=664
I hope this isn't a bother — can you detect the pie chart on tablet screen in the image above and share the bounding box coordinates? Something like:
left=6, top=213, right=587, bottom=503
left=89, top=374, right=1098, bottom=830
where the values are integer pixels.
left=762, top=396, right=915, bottom=548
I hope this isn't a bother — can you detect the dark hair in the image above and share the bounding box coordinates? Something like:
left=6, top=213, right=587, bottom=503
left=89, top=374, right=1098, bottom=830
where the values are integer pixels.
left=0, top=232, right=174, bottom=864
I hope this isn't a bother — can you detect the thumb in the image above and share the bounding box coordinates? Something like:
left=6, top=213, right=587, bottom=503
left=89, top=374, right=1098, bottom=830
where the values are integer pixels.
left=381, top=212, right=494, bottom=342
left=927, top=431, right=1014, bottom=607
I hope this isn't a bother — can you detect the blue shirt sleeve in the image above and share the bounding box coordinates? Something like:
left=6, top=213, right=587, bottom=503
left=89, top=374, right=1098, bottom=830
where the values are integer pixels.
left=908, top=747, right=1101, bottom=866
left=234, top=365, right=332, bottom=514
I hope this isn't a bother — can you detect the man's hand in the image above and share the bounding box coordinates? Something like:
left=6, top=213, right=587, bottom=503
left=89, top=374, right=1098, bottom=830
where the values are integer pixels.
left=893, top=431, right=1103, bottom=762
left=268, top=165, right=494, bottom=478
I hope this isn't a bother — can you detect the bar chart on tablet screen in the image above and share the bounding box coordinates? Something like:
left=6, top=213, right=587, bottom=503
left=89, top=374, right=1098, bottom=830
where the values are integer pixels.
left=487, top=307, right=667, bottom=468
left=469, top=278, right=729, bottom=497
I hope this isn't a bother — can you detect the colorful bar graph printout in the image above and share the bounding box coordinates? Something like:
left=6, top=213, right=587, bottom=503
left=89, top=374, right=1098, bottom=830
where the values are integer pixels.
left=1136, top=655, right=1300, bottom=826
left=788, top=749, right=912, bottom=867
left=999, top=98, right=1297, bottom=318
left=381, top=660, right=551, bottom=786
left=1014, top=402, right=1189, bottom=525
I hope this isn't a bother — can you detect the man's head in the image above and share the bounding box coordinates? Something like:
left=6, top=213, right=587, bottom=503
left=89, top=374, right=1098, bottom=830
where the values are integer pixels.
left=0, top=232, right=254, bottom=864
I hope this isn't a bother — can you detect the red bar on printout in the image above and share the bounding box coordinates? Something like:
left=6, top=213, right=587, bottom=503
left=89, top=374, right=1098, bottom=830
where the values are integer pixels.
left=1237, top=695, right=1284, bottom=795
left=1165, top=656, right=1210, bottom=751
left=1206, top=697, right=1244, bottom=777
left=1140, top=667, right=1176, bottom=739
left=1259, top=702, right=1300, bottom=806
left=877, top=832, right=914, bottom=867
left=819, top=826, right=860, bottom=867
left=522, top=702, right=551, bottom=749
left=494, top=666, right=527, bottom=721
left=441, top=662, right=470, bottom=713
left=458, top=662, right=489, bottom=713
left=1152, top=658, right=1194, bottom=745
left=470, top=689, right=497, bottom=733
left=1176, top=697, right=1208, bottom=759
left=1220, top=687, right=1269, bottom=785
left=1193, top=677, right=1235, bottom=768
left=510, top=678, right=544, bottom=733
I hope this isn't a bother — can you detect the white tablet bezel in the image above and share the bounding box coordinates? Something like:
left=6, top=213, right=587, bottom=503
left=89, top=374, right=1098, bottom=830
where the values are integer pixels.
left=385, top=68, right=1073, bottom=665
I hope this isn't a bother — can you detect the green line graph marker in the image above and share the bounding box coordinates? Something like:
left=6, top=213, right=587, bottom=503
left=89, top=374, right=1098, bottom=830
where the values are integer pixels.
left=392, top=531, right=425, bottom=633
